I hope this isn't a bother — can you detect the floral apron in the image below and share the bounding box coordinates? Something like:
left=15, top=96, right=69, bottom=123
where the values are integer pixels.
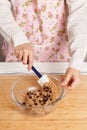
left=2, top=0, right=70, bottom=62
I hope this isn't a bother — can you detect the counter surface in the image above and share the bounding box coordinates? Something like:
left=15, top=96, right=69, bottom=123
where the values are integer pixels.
left=0, top=75, right=87, bottom=130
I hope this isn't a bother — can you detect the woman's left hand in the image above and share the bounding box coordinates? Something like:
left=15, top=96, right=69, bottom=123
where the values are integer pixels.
left=62, top=67, right=81, bottom=89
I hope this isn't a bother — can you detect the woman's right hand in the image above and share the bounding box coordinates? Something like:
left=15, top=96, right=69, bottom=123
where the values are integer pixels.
left=14, top=43, right=33, bottom=71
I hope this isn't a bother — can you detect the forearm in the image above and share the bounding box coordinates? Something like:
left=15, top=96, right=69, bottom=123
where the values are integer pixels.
left=0, top=0, right=29, bottom=46
left=66, top=0, right=87, bottom=70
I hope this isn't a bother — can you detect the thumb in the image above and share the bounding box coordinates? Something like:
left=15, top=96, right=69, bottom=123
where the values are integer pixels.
left=70, top=79, right=80, bottom=89
left=62, top=73, right=72, bottom=86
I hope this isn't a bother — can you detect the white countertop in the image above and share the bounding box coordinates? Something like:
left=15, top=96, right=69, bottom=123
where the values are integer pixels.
left=0, top=62, right=87, bottom=74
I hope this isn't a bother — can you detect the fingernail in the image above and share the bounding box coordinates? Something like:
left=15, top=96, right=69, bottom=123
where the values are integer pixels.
left=62, top=81, right=67, bottom=86
left=61, top=83, right=65, bottom=86
left=27, top=67, right=30, bottom=71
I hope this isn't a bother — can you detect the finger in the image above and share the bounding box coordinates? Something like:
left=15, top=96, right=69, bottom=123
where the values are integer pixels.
left=62, top=73, right=72, bottom=86
left=18, top=50, right=23, bottom=61
left=64, top=85, right=72, bottom=89
left=64, top=79, right=73, bottom=89
left=22, top=50, right=29, bottom=64
left=27, top=51, right=33, bottom=71
left=14, top=49, right=19, bottom=58
left=70, top=79, right=80, bottom=89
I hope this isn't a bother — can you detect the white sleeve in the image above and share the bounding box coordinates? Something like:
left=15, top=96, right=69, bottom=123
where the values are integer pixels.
left=0, top=0, right=29, bottom=46
left=66, top=0, right=87, bottom=70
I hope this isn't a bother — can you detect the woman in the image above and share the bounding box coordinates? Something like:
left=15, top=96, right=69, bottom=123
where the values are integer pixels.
left=0, top=0, right=87, bottom=88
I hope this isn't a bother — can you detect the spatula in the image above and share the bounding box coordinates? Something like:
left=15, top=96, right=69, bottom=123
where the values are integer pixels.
left=32, top=66, right=49, bottom=86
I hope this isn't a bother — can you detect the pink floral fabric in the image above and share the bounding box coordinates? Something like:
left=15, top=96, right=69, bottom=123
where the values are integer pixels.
left=2, top=0, right=70, bottom=62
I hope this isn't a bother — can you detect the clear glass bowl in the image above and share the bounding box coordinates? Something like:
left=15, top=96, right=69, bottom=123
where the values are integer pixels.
left=11, top=74, right=65, bottom=115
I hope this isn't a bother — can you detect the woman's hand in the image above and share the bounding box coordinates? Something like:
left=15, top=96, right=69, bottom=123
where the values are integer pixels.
left=62, top=67, right=81, bottom=89
left=14, top=43, right=33, bottom=71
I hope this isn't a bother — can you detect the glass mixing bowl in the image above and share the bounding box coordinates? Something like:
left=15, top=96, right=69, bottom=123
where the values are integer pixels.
left=11, top=74, right=65, bottom=115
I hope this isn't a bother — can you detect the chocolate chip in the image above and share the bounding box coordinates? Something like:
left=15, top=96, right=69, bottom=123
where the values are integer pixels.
left=46, top=94, right=50, bottom=98
left=22, top=102, right=26, bottom=105
left=39, top=92, right=42, bottom=96
left=29, top=105, right=32, bottom=107
left=27, top=92, right=29, bottom=95
left=43, top=86, right=49, bottom=92
left=43, top=95, right=48, bottom=102
left=36, top=95, right=40, bottom=98
left=41, top=102, right=45, bottom=105
left=29, top=95, right=32, bottom=99
left=50, top=98, right=52, bottom=101
left=38, top=90, right=40, bottom=92
left=33, top=99, right=36, bottom=102
left=34, top=102, right=37, bottom=106
left=39, top=100, right=44, bottom=103
left=49, top=90, right=52, bottom=93
left=33, top=93, right=36, bottom=96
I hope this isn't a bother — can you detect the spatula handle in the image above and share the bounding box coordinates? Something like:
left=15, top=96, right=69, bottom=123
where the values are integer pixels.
left=32, top=66, right=42, bottom=78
